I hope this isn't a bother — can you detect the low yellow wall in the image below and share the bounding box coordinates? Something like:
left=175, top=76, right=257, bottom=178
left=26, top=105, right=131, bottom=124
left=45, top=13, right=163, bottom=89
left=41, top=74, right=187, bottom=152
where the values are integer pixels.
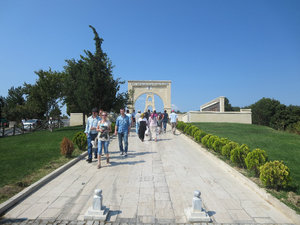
left=179, top=111, right=252, bottom=124
left=70, top=113, right=87, bottom=126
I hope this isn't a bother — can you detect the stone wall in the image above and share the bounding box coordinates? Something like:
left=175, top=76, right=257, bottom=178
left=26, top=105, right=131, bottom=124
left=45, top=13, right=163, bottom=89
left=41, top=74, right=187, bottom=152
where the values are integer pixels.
left=70, top=113, right=87, bottom=126
left=180, top=110, right=252, bottom=124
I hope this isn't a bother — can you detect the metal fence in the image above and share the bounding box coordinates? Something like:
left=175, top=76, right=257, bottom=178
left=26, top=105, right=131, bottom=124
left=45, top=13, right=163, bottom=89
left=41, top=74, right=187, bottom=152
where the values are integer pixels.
left=0, top=119, right=69, bottom=138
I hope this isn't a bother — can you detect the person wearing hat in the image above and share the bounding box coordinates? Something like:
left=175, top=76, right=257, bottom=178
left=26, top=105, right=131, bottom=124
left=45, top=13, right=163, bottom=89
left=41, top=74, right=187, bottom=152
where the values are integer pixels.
left=169, top=109, right=178, bottom=135
left=85, top=107, right=100, bottom=162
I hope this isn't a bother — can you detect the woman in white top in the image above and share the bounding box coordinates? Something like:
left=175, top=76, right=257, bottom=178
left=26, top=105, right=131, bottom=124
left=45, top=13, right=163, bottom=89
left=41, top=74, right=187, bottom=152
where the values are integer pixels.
left=96, top=111, right=111, bottom=169
left=149, top=111, right=158, bottom=142
left=138, top=113, right=148, bottom=142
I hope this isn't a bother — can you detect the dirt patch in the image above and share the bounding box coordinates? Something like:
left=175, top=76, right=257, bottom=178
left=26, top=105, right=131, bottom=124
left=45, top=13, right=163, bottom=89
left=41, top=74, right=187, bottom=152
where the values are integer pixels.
left=288, top=192, right=300, bottom=207
left=0, top=185, right=23, bottom=203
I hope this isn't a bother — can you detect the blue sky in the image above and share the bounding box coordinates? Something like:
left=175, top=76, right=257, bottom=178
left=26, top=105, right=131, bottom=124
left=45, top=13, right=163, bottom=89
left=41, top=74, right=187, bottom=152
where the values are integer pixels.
left=1, top=0, right=299, bottom=113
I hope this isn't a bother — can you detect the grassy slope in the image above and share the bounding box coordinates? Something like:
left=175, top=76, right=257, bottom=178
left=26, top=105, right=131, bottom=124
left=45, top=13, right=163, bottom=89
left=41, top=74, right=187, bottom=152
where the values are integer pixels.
left=0, top=126, right=83, bottom=188
left=193, top=122, right=300, bottom=192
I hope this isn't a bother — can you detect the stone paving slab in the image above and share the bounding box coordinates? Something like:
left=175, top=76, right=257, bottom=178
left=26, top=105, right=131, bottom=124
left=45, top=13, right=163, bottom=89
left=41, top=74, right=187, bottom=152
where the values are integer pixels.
left=1, top=129, right=298, bottom=224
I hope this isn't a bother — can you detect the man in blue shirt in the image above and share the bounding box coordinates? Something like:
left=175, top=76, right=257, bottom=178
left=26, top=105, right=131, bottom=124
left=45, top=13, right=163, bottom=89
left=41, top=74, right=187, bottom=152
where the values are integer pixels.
left=114, top=108, right=131, bottom=156
left=85, top=108, right=100, bottom=162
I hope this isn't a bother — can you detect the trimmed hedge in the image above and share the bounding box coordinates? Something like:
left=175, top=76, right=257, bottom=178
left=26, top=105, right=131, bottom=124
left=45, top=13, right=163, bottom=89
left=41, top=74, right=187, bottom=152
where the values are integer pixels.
left=245, top=148, right=268, bottom=176
left=230, top=144, right=250, bottom=168
left=177, top=121, right=292, bottom=191
left=260, top=160, right=291, bottom=190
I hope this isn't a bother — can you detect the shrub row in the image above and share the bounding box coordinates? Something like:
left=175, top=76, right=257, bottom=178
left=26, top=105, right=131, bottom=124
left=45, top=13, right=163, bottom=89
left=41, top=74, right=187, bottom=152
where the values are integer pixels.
left=176, top=121, right=292, bottom=190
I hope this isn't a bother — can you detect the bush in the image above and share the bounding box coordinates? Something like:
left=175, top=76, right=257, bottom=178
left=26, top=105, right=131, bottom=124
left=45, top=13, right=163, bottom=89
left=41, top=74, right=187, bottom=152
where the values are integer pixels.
left=201, top=134, right=212, bottom=147
left=194, top=130, right=201, bottom=139
left=190, top=126, right=199, bottom=136
left=176, top=121, right=186, bottom=131
left=183, top=124, right=192, bottom=134
left=60, top=137, right=74, bottom=157
left=73, top=131, right=87, bottom=151
left=287, top=121, right=300, bottom=135
left=111, top=122, right=115, bottom=133
left=212, top=137, right=228, bottom=153
left=221, top=141, right=239, bottom=159
left=187, top=125, right=195, bottom=136
left=230, top=144, right=250, bottom=168
left=245, top=148, right=268, bottom=176
left=259, top=160, right=291, bottom=190
left=207, top=135, right=218, bottom=149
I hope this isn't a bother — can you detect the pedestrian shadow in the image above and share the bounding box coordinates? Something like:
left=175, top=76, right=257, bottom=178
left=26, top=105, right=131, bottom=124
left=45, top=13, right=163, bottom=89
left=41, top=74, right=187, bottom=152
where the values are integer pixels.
left=108, top=151, right=154, bottom=160
left=0, top=218, right=27, bottom=224
left=155, top=138, right=172, bottom=142
left=109, top=160, right=145, bottom=167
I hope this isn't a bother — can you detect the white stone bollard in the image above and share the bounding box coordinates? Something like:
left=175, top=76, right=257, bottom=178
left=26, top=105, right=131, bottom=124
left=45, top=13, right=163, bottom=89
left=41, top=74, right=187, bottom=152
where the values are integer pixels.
left=93, top=189, right=103, bottom=211
left=84, top=189, right=109, bottom=221
left=184, top=190, right=210, bottom=222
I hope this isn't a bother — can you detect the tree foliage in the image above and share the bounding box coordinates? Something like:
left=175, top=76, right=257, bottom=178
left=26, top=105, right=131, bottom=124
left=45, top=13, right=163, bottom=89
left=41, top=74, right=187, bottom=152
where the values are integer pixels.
left=249, top=97, right=300, bottom=130
left=63, top=25, right=128, bottom=123
left=224, top=97, right=240, bottom=112
left=24, top=69, right=63, bottom=119
left=2, top=86, right=27, bottom=121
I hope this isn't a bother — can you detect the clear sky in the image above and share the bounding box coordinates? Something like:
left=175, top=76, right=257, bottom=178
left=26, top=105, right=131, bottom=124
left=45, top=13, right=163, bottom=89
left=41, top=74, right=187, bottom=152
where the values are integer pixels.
left=1, top=0, right=299, bottom=113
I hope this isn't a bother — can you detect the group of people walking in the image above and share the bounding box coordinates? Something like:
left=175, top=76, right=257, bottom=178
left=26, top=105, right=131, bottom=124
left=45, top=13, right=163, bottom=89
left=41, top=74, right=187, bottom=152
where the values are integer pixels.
left=84, top=107, right=178, bottom=169
left=84, top=108, right=112, bottom=169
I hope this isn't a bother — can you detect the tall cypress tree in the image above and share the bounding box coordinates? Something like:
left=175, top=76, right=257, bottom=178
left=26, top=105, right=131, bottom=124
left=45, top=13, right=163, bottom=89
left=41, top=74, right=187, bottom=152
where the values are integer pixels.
left=63, top=25, right=128, bottom=127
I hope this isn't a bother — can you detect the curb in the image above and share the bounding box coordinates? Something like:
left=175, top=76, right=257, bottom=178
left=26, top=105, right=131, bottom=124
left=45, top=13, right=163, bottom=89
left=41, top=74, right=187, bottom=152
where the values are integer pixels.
left=0, top=151, right=88, bottom=216
left=179, top=132, right=300, bottom=224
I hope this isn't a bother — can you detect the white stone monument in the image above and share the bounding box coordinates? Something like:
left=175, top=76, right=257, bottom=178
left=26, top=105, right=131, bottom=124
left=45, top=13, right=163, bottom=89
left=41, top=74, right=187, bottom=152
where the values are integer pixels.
left=84, top=189, right=109, bottom=221
left=184, top=190, right=210, bottom=222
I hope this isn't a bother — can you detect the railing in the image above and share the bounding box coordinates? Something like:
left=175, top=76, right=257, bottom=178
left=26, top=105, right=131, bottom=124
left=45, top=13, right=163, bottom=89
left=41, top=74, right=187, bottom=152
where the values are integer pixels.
left=0, top=120, right=67, bottom=138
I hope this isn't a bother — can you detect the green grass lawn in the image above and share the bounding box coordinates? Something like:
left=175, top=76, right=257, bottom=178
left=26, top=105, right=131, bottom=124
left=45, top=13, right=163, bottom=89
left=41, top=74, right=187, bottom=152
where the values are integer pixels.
left=192, top=122, right=300, bottom=193
left=0, top=126, right=84, bottom=202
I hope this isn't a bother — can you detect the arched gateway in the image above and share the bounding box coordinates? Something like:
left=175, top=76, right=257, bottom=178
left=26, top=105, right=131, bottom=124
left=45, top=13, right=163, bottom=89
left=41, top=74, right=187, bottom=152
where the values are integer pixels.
left=128, top=80, right=172, bottom=113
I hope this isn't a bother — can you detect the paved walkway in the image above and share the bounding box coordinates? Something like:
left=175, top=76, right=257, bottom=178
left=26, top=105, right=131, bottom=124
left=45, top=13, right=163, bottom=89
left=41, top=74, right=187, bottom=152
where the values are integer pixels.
left=2, top=128, right=296, bottom=224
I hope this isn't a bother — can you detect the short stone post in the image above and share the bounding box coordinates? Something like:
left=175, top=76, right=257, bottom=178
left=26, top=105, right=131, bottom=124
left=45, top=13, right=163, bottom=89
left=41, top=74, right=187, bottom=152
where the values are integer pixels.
left=184, top=190, right=210, bottom=222
left=84, top=189, right=109, bottom=221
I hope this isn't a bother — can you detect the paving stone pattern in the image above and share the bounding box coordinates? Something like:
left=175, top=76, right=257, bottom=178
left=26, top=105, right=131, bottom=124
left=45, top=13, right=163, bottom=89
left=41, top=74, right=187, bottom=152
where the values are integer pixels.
left=1, top=128, right=295, bottom=224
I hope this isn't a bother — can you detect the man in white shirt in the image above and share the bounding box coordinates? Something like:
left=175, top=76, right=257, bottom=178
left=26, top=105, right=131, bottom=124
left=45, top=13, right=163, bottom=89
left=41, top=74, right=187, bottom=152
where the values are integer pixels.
left=135, top=110, right=141, bottom=134
left=169, top=110, right=178, bottom=135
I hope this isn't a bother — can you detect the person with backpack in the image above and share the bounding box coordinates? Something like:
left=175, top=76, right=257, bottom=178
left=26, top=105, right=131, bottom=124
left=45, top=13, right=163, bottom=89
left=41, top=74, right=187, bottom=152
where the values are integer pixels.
left=157, top=113, right=164, bottom=134
left=162, top=110, right=169, bottom=133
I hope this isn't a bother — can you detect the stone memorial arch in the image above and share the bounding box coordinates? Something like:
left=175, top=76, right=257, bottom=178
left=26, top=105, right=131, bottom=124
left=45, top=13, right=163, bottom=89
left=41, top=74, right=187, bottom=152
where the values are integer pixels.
left=127, top=80, right=172, bottom=113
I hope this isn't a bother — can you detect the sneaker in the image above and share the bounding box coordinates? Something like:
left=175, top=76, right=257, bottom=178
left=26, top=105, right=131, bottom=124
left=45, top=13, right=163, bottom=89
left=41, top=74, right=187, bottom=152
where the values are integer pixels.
left=124, top=152, right=128, bottom=157
left=120, top=152, right=124, bottom=155
left=97, top=164, right=101, bottom=169
left=87, top=159, right=92, bottom=163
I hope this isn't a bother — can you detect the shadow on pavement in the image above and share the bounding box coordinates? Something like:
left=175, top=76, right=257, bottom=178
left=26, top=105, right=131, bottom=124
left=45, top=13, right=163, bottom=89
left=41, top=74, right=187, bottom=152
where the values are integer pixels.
left=109, top=160, right=145, bottom=166
left=107, top=210, right=122, bottom=221
left=0, top=218, right=27, bottom=224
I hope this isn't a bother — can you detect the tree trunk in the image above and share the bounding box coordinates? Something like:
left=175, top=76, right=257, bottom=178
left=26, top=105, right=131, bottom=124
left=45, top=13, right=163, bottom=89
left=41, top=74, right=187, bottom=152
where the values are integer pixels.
left=83, top=113, right=86, bottom=129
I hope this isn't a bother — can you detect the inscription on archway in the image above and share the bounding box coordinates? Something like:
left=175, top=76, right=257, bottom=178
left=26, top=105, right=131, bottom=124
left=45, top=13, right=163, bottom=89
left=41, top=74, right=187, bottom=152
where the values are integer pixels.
left=127, top=80, right=172, bottom=113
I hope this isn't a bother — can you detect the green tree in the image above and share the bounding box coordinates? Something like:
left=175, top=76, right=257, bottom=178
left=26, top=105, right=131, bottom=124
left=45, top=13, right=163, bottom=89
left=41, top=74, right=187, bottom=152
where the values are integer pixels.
left=0, top=96, right=6, bottom=119
left=249, top=98, right=281, bottom=126
left=24, top=69, right=63, bottom=119
left=2, top=86, right=27, bottom=121
left=224, top=97, right=240, bottom=112
left=63, top=25, right=128, bottom=127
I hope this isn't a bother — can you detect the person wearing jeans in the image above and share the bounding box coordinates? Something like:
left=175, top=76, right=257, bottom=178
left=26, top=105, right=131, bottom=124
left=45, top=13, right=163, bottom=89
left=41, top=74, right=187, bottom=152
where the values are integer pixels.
left=85, top=108, right=100, bottom=163
left=114, top=108, right=130, bottom=156
left=96, top=111, right=111, bottom=169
